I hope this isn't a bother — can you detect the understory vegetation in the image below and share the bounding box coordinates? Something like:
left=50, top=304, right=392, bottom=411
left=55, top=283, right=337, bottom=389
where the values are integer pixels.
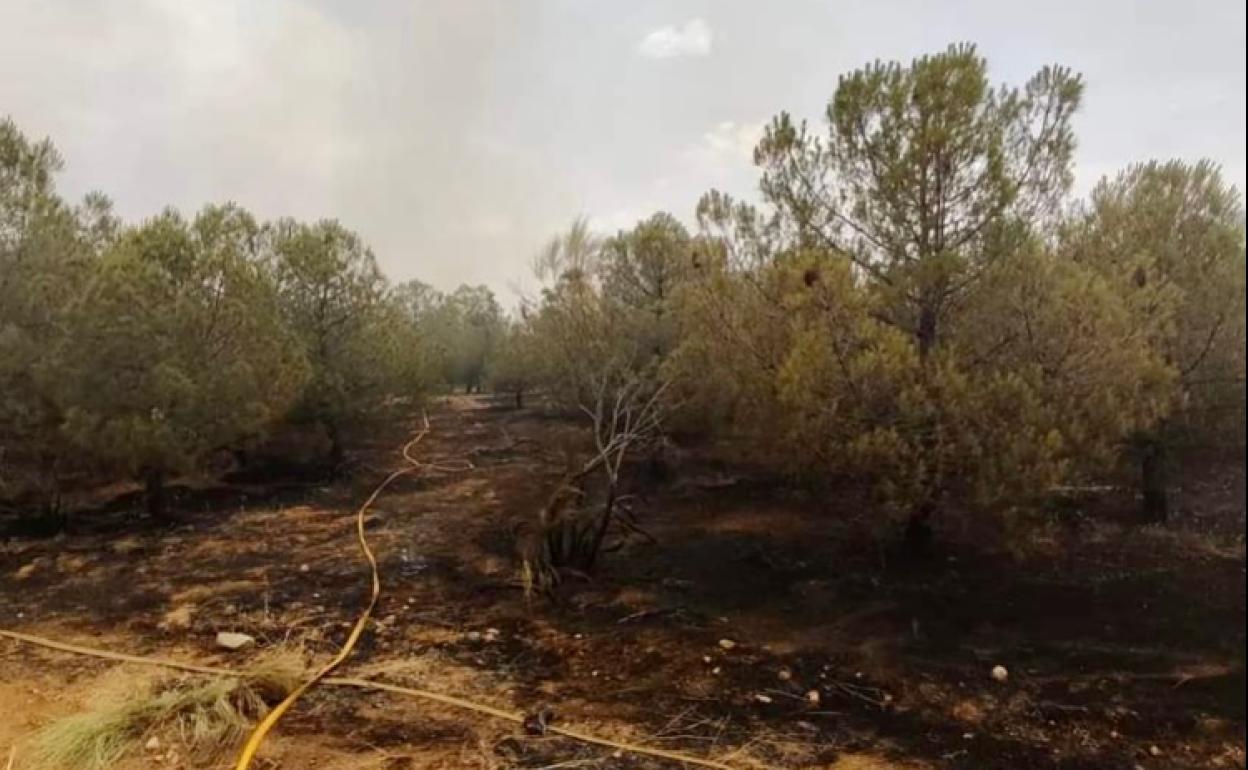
left=2, top=43, right=1245, bottom=549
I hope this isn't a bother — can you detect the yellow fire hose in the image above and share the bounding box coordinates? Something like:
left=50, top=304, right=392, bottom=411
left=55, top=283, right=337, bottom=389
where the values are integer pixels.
left=232, top=414, right=436, bottom=769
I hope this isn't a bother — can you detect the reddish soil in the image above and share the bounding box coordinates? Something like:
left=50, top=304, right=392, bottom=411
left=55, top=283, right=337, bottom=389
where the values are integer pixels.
left=1, top=395, right=1244, bottom=769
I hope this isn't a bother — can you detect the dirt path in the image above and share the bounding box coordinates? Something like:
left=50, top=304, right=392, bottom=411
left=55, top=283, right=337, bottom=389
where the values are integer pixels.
left=1, top=396, right=1244, bottom=769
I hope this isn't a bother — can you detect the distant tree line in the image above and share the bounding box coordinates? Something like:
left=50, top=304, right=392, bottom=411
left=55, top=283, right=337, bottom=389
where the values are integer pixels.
left=0, top=117, right=502, bottom=520
left=3, top=43, right=1243, bottom=541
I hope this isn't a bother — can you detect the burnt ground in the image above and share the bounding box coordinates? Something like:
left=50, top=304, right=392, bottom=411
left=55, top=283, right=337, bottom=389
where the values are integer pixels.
left=0, top=395, right=1244, bottom=770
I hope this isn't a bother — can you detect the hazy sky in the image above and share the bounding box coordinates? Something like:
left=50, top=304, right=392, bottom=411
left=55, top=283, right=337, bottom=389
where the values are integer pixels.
left=2, top=1, right=1244, bottom=304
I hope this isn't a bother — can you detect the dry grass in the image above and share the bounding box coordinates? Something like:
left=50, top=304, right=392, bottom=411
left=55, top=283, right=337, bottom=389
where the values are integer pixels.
left=29, top=646, right=307, bottom=770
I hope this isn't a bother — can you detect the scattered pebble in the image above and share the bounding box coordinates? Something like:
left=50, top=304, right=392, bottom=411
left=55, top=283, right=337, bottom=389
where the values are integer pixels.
left=963, top=732, right=975, bottom=740
left=806, top=690, right=821, bottom=704
left=711, top=667, right=721, bottom=675
left=466, top=631, right=482, bottom=642
left=702, top=655, right=712, bottom=664
left=144, top=736, right=161, bottom=751
left=991, top=665, right=1009, bottom=683
left=298, top=564, right=310, bottom=573
left=1149, top=746, right=1163, bottom=757
left=755, top=694, right=773, bottom=704
left=777, top=668, right=792, bottom=681
left=215, top=632, right=255, bottom=651
left=718, top=639, right=737, bottom=651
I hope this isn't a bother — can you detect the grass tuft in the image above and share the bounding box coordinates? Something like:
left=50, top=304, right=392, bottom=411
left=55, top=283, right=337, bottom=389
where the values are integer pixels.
left=30, top=646, right=307, bottom=769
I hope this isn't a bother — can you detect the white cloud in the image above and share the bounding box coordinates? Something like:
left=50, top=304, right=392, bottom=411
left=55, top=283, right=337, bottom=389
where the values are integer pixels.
left=637, top=18, right=712, bottom=59
left=685, top=120, right=765, bottom=168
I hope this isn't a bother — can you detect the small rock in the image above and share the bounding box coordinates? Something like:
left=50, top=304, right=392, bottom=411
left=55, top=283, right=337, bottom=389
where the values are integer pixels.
left=1149, top=746, right=1162, bottom=757
left=381, top=614, right=397, bottom=626
left=466, top=631, right=482, bottom=642
left=991, top=665, right=1009, bottom=683
left=298, top=564, right=310, bottom=573
left=777, top=668, right=792, bottom=681
left=962, top=732, right=975, bottom=740
left=144, top=736, right=161, bottom=751
left=215, top=632, right=255, bottom=650
left=702, top=655, right=713, bottom=664
left=755, top=694, right=773, bottom=704
left=806, top=690, right=821, bottom=704
left=15, top=562, right=40, bottom=580
left=718, top=639, right=737, bottom=651
left=711, top=666, right=721, bottom=675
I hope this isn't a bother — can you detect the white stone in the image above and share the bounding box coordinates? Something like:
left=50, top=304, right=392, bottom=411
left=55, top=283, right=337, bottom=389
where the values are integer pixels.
left=991, top=665, right=1009, bottom=683
left=717, top=639, right=737, bottom=651
left=215, top=632, right=255, bottom=650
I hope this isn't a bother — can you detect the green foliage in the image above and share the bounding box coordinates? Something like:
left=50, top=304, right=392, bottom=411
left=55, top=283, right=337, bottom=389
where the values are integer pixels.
left=0, top=119, right=117, bottom=506
left=268, top=218, right=422, bottom=458
left=598, top=212, right=695, bottom=362
left=55, top=206, right=307, bottom=487
left=671, top=45, right=1186, bottom=529
left=753, top=43, right=1082, bottom=354
left=1066, top=160, right=1247, bottom=448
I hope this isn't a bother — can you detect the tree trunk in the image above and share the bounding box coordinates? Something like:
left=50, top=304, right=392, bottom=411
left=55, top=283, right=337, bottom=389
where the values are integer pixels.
left=1140, top=435, right=1169, bottom=524
left=145, top=467, right=168, bottom=519
left=326, top=421, right=345, bottom=472
left=904, top=302, right=941, bottom=556
left=903, top=498, right=936, bottom=558
left=917, top=303, right=939, bottom=361
left=585, top=483, right=618, bottom=571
